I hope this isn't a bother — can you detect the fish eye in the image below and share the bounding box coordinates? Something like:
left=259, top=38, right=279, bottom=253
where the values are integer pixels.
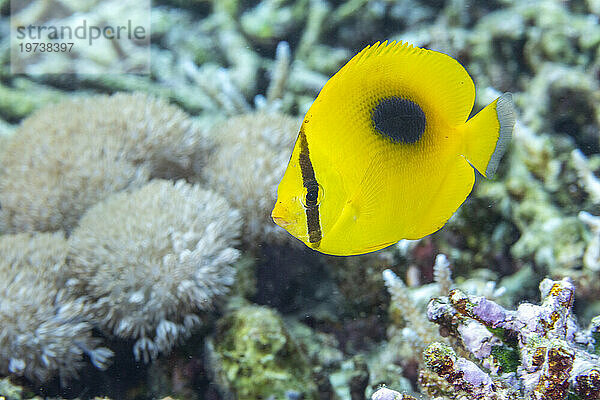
left=300, top=182, right=323, bottom=208
left=306, top=187, right=318, bottom=204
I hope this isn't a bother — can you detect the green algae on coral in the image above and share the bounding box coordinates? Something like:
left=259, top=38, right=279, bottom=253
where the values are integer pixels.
left=208, top=305, right=318, bottom=400
left=0, top=377, right=21, bottom=400
left=490, top=342, right=520, bottom=374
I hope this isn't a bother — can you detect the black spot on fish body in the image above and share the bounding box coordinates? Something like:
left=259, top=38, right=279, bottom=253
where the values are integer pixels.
left=371, top=97, right=426, bottom=144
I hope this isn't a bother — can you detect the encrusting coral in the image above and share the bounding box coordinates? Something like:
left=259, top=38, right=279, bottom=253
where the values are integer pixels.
left=206, top=305, right=319, bottom=400
left=378, top=246, right=600, bottom=399
left=0, top=92, right=203, bottom=235
left=65, top=180, right=241, bottom=362
left=422, top=277, right=600, bottom=400
left=201, top=112, right=299, bottom=248
left=0, top=232, right=112, bottom=384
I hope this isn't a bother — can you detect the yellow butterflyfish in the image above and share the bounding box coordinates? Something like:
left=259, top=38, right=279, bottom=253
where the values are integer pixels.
left=271, top=41, right=515, bottom=256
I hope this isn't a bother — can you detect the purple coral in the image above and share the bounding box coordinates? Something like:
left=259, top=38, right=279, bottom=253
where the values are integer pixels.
left=423, top=342, right=494, bottom=392
left=425, top=277, right=600, bottom=399
left=371, top=386, right=415, bottom=400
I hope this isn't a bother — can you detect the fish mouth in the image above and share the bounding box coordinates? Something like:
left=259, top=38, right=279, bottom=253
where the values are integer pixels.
left=271, top=202, right=291, bottom=227
left=272, top=215, right=291, bottom=227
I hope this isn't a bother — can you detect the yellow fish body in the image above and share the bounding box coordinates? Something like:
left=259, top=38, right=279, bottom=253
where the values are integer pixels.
left=271, top=41, right=515, bottom=256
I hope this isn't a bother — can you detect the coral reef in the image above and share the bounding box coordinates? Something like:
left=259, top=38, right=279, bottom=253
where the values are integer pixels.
left=201, top=112, right=300, bottom=248
left=65, top=180, right=241, bottom=362
left=423, top=277, right=600, bottom=399
left=0, top=93, right=203, bottom=234
left=420, top=342, right=518, bottom=399
left=206, top=304, right=319, bottom=400
left=371, top=386, right=415, bottom=400
left=1, top=0, right=600, bottom=398
left=465, top=117, right=600, bottom=307
left=378, top=255, right=456, bottom=395
left=383, top=268, right=443, bottom=363
left=0, top=232, right=112, bottom=384
left=379, top=275, right=600, bottom=400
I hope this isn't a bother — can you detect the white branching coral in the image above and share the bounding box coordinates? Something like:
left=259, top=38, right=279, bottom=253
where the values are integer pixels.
left=382, top=269, right=442, bottom=359
left=202, top=112, right=299, bottom=247
left=572, top=149, right=600, bottom=204
left=66, top=180, right=241, bottom=362
left=433, top=253, right=453, bottom=296
left=0, top=232, right=112, bottom=384
left=0, top=92, right=203, bottom=234
left=579, top=211, right=600, bottom=272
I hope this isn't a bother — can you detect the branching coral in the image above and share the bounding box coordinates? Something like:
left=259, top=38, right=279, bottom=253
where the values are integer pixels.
left=0, top=232, right=112, bottom=384
left=201, top=112, right=300, bottom=248
left=468, top=118, right=596, bottom=300
left=432, top=254, right=453, bottom=297
left=572, top=150, right=600, bottom=205
left=383, top=268, right=442, bottom=359
left=380, top=252, right=600, bottom=399
left=65, top=180, right=241, bottom=362
left=0, top=92, right=203, bottom=234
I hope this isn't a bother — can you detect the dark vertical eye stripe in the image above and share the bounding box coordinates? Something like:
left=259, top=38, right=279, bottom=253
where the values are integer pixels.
left=298, top=129, right=322, bottom=246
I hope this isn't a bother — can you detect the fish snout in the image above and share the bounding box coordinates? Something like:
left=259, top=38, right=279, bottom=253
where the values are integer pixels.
left=271, top=202, right=292, bottom=227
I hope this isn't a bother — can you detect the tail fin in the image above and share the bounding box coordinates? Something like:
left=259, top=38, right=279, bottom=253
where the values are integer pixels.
left=461, top=92, right=515, bottom=178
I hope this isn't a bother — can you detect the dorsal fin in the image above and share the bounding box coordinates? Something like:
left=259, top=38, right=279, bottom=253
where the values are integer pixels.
left=319, top=41, right=476, bottom=127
